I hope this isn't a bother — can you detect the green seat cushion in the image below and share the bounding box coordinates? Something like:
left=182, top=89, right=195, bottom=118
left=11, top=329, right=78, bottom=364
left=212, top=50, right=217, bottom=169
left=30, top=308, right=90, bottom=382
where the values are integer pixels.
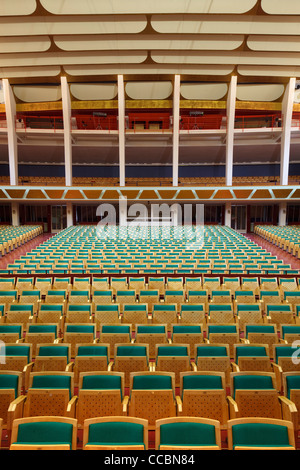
left=286, top=375, right=300, bottom=399
left=153, top=305, right=176, bottom=311
left=275, top=347, right=295, bottom=363
left=281, top=326, right=300, bottom=339
left=196, top=346, right=228, bottom=358
left=68, top=305, right=91, bottom=312
left=181, top=305, right=204, bottom=311
left=10, top=304, right=33, bottom=313
left=209, top=304, right=232, bottom=311
left=245, top=325, right=275, bottom=337
left=86, top=422, right=145, bottom=448
left=136, top=326, right=165, bottom=334
left=233, top=375, right=274, bottom=398
left=77, top=345, right=108, bottom=358
left=38, top=346, right=69, bottom=360
left=28, top=324, right=57, bottom=336
left=237, top=305, right=260, bottom=312
left=82, top=374, right=122, bottom=392
left=102, top=325, right=130, bottom=334
left=132, top=374, right=172, bottom=390
left=96, top=305, right=119, bottom=311
left=231, top=423, right=292, bottom=449
left=159, top=422, right=217, bottom=448
left=0, top=325, right=22, bottom=337
left=0, top=373, right=20, bottom=398
left=182, top=374, right=223, bottom=392
left=235, top=346, right=267, bottom=363
left=66, top=325, right=94, bottom=334
left=31, top=375, right=72, bottom=398
left=40, top=304, right=63, bottom=312
left=6, top=345, right=30, bottom=361
left=14, top=422, right=74, bottom=449
left=157, top=346, right=188, bottom=357
left=207, top=325, right=236, bottom=337
left=123, top=305, right=147, bottom=312
left=173, top=325, right=202, bottom=334
left=116, top=346, right=147, bottom=357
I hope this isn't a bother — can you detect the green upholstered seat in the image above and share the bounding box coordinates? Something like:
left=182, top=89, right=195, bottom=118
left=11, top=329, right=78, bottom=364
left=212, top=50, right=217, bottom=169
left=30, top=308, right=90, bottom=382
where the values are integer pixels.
left=231, top=422, right=293, bottom=449
left=0, top=373, right=20, bottom=398
left=85, top=421, right=145, bottom=448
left=158, top=421, right=218, bottom=448
left=12, top=421, right=74, bottom=449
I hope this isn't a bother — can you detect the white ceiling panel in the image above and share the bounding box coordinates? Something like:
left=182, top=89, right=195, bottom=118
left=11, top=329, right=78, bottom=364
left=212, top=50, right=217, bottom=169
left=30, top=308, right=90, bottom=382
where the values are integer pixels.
left=248, top=36, right=300, bottom=52
left=54, top=34, right=244, bottom=52
left=261, top=0, right=300, bottom=15
left=0, top=52, right=148, bottom=68
left=0, top=0, right=36, bottom=15
left=0, top=16, right=147, bottom=36
left=41, top=0, right=258, bottom=15
left=181, top=83, right=228, bottom=100
left=151, top=51, right=300, bottom=67
left=0, top=36, right=51, bottom=53
left=238, top=65, right=300, bottom=78
left=64, top=64, right=235, bottom=76
left=13, top=85, right=62, bottom=103
left=151, top=15, right=300, bottom=35
left=0, top=66, right=61, bottom=79
left=236, top=84, right=284, bottom=102
left=70, top=83, right=118, bottom=101
left=126, top=82, right=173, bottom=100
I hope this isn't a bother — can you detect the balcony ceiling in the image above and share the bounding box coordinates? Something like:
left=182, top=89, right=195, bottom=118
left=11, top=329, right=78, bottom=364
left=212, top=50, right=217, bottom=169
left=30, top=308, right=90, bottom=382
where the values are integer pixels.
left=0, top=0, right=300, bottom=94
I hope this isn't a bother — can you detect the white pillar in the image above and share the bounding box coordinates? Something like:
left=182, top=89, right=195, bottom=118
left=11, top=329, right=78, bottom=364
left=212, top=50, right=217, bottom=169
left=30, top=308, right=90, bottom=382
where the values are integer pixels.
left=119, top=196, right=127, bottom=226
left=66, top=202, right=73, bottom=227
left=11, top=202, right=19, bottom=226
left=278, top=201, right=287, bottom=226
left=280, top=77, right=295, bottom=186
left=118, top=75, right=125, bottom=187
left=225, top=202, right=231, bottom=227
left=3, top=79, right=18, bottom=186
left=61, top=76, right=72, bottom=186
left=172, top=74, right=180, bottom=187
left=226, top=76, right=237, bottom=187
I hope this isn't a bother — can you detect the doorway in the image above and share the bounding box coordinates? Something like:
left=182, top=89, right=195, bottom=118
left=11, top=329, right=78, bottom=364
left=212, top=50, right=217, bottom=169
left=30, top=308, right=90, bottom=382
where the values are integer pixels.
left=51, top=205, right=67, bottom=233
left=231, top=205, right=247, bottom=233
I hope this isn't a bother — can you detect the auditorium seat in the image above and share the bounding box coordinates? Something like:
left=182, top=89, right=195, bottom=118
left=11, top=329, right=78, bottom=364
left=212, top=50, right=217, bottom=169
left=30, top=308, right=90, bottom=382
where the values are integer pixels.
left=177, top=371, right=229, bottom=429
left=227, top=417, right=296, bottom=450
left=128, top=372, right=177, bottom=428
left=75, top=372, right=128, bottom=428
left=10, top=416, right=78, bottom=450
left=155, top=417, right=222, bottom=450
left=82, top=416, right=148, bottom=450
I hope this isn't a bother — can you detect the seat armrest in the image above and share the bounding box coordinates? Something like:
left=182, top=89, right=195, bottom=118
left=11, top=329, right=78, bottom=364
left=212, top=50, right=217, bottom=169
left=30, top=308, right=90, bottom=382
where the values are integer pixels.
left=65, top=362, right=74, bottom=372
left=227, top=396, right=239, bottom=419
left=66, top=396, right=77, bottom=418
left=231, top=362, right=240, bottom=372
left=122, top=395, right=129, bottom=414
left=7, top=395, right=27, bottom=430
left=176, top=396, right=183, bottom=413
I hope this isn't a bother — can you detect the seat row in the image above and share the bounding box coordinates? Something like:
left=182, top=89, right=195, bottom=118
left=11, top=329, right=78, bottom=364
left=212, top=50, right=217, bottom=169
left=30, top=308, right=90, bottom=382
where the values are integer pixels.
left=1, top=275, right=299, bottom=296
left=1, top=369, right=299, bottom=450
left=1, top=341, right=300, bottom=390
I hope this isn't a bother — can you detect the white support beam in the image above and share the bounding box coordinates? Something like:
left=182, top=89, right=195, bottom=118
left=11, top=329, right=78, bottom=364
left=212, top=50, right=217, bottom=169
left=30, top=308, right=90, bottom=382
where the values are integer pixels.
left=11, top=202, right=19, bottom=227
left=225, top=202, right=232, bottom=227
left=278, top=201, right=287, bottom=226
left=172, top=74, right=180, bottom=187
left=66, top=202, right=73, bottom=227
left=61, top=76, right=72, bottom=186
left=118, top=75, right=125, bottom=187
left=3, top=79, right=18, bottom=186
left=226, top=75, right=237, bottom=186
left=280, top=77, right=296, bottom=186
